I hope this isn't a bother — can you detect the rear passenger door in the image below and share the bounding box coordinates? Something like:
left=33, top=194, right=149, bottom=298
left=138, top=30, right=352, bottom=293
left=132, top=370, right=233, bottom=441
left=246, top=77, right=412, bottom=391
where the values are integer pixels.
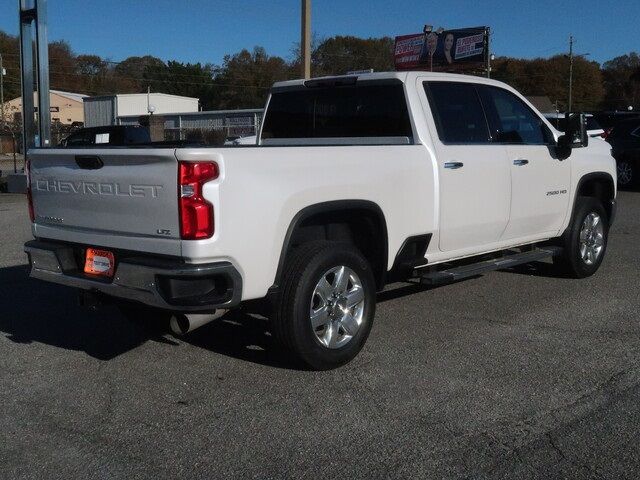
left=423, top=81, right=511, bottom=253
left=478, top=86, right=571, bottom=240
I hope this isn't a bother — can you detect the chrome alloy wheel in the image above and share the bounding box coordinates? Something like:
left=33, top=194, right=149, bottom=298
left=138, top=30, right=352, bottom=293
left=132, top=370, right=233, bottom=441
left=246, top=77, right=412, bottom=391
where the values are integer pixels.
left=309, top=266, right=365, bottom=349
left=579, top=212, right=605, bottom=265
left=617, top=161, right=633, bottom=186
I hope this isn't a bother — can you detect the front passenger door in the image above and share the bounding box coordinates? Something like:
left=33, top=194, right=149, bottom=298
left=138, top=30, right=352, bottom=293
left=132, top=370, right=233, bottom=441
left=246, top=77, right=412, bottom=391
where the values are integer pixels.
left=478, top=86, right=571, bottom=241
left=424, top=81, right=511, bottom=253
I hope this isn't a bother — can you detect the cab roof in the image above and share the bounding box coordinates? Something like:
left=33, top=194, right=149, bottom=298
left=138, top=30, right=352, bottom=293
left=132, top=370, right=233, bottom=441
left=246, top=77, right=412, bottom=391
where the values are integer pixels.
left=272, top=71, right=512, bottom=90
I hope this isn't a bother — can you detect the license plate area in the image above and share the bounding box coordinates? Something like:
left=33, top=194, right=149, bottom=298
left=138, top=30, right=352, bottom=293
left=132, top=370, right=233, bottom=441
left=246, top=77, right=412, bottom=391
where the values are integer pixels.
left=84, top=248, right=115, bottom=278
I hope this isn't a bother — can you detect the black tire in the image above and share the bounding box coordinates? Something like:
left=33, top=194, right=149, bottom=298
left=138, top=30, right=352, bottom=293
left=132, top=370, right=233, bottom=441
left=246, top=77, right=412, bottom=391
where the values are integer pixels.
left=273, top=241, right=376, bottom=370
left=555, top=196, right=609, bottom=278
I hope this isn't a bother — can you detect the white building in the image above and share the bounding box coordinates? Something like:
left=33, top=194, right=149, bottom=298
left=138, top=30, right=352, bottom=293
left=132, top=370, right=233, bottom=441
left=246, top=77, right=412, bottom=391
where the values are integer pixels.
left=83, top=93, right=199, bottom=127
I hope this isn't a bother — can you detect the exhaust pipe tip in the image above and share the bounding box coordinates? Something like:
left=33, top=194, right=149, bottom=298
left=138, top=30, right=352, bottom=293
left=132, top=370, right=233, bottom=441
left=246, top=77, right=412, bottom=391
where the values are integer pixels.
left=169, top=310, right=227, bottom=336
left=169, top=314, right=190, bottom=336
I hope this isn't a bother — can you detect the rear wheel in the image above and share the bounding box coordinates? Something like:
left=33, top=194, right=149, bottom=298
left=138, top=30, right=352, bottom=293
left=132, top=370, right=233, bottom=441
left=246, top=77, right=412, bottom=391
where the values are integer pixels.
left=272, top=242, right=376, bottom=370
left=555, top=196, right=609, bottom=278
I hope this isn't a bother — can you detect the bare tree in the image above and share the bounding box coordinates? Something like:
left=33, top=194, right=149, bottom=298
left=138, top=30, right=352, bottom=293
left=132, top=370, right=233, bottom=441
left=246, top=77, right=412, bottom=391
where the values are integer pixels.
left=0, top=103, right=22, bottom=172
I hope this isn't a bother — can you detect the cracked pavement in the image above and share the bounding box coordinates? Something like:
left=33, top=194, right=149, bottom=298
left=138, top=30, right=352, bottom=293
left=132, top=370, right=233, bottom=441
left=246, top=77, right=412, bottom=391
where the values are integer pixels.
left=1, top=191, right=639, bottom=479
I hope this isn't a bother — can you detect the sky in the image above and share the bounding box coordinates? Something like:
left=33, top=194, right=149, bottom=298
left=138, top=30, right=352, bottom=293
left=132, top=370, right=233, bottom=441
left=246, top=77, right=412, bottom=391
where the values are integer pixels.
left=1, top=0, right=638, bottom=66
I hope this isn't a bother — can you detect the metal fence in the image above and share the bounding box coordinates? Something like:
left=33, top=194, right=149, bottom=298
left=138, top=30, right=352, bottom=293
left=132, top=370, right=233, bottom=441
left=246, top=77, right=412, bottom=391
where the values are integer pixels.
left=117, top=109, right=264, bottom=144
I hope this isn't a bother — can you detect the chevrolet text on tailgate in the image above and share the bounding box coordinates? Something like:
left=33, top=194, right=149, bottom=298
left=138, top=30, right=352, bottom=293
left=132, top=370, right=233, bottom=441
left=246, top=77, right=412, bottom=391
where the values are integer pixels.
left=25, top=72, right=617, bottom=370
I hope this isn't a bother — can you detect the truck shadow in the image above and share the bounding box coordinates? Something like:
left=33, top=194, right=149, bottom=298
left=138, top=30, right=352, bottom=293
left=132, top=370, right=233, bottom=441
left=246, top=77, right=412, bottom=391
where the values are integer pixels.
left=0, top=264, right=301, bottom=369
left=0, top=261, right=565, bottom=368
left=499, top=261, right=573, bottom=279
left=180, top=313, right=303, bottom=369
left=0, top=264, right=177, bottom=361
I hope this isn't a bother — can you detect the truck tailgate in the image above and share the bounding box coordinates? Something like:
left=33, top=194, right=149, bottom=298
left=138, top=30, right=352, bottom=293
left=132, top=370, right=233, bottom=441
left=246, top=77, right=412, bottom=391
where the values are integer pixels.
left=29, top=148, right=181, bottom=255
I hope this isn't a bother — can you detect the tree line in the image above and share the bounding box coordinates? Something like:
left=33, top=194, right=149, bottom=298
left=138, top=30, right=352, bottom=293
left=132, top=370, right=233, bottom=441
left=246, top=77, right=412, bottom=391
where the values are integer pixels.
left=1, top=29, right=639, bottom=112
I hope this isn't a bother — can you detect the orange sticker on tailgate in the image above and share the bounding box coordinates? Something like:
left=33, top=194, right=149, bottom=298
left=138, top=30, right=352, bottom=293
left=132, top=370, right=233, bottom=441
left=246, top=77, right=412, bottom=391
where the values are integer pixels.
left=84, top=248, right=115, bottom=277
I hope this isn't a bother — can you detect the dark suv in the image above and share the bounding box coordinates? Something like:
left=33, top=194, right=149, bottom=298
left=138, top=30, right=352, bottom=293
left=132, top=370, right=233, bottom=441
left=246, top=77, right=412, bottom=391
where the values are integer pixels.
left=605, top=118, right=640, bottom=187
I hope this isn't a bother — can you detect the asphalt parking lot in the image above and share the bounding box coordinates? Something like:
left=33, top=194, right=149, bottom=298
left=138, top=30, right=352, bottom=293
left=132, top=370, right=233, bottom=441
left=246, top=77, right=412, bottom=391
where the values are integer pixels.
left=1, top=192, right=639, bottom=479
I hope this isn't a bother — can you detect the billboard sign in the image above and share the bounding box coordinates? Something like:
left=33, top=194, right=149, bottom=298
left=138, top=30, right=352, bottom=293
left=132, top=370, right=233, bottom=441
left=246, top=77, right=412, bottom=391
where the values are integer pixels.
left=394, top=27, right=488, bottom=72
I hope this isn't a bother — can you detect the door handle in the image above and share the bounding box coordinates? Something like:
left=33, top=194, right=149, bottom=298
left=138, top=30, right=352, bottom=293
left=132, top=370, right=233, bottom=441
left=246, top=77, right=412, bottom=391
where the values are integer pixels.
left=444, top=162, right=464, bottom=170
left=75, top=155, right=104, bottom=170
left=513, top=159, right=529, bottom=166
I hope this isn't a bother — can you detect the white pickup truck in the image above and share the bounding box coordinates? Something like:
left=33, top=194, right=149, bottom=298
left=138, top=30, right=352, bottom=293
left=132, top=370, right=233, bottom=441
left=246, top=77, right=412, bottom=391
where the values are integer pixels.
left=25, top=72, right=617, bottom=369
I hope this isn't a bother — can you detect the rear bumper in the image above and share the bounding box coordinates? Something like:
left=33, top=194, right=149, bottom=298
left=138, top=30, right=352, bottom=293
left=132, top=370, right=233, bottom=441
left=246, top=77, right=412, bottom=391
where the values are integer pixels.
left=24, top=240, right=242, bottom=312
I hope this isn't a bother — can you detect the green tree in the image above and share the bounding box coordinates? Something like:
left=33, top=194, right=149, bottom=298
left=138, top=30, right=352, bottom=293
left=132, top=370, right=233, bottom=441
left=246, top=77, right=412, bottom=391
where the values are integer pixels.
left=311, top=35, right=395, bottom=76
left=49, top=40, right=80, bottom=92
left=0, top=31, right=22, bottom=101
left=115, top=55, right=164, bottom=80
left=491, top=55, right=604, bottom=111
left=142, top=60, right=219, bottom=109
left=602, top=52, right=640, bottom=110
left=76, top=55, right=106, bottom=76
left=214, top=47, right=292, bottom=109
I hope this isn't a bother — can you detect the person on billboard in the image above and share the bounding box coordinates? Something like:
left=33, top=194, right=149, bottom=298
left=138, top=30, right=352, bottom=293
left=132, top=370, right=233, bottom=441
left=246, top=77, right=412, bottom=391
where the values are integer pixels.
left=420, top=32, right=439, bottom=70
left=442, top=32, right=455, bottom=64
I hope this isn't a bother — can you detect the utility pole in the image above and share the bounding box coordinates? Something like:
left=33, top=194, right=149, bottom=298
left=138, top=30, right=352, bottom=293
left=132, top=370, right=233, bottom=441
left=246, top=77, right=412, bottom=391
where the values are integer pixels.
left=486, top=28, right=491, bottom=78
left=568, top=34, right=574, bottom=113
left=301, top=0, right=311, bottom=79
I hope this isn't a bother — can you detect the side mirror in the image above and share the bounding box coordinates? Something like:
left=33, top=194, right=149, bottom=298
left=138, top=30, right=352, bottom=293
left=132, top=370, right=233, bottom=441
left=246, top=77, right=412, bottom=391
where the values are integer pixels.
left=555, top=112, right=588, bottom=160
left=556, top=133, right=572, bottom=160
left=565, top=112, right=589, bottom=148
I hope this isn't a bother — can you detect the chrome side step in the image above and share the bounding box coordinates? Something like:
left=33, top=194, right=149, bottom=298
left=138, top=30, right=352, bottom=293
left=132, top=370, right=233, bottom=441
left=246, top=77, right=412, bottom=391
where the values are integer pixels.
left=419, top=247, right=561, bottom=286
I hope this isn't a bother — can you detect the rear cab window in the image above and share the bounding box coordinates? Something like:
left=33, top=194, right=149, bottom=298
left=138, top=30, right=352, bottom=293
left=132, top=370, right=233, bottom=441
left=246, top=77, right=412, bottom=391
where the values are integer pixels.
left=424, top=82, right=491, bottom=144
left=261, top=80, right=414, bottom=145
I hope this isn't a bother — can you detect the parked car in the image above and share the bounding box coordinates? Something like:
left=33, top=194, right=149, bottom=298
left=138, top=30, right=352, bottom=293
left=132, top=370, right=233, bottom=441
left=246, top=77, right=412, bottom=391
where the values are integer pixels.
left=544, top=112, right=605, bottom=138
left=590, top=111, right=640, bottom=132
left=605, top=117, right=640, bottom=187
left=25, top=72, right=616, bottom=370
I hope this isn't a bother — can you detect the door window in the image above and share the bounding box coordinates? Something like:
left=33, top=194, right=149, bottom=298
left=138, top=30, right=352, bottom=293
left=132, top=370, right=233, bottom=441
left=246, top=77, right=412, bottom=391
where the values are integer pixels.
left=479, top=86, right=551, bottom=145
left=424, top=82, right=491, bottom=144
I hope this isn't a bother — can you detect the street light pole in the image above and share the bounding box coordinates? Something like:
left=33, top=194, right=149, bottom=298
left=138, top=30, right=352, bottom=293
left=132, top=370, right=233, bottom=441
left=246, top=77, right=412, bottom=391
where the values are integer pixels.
left=301, top=0, right=311, bottom=79
left=568, top=35, right=574, bottom=113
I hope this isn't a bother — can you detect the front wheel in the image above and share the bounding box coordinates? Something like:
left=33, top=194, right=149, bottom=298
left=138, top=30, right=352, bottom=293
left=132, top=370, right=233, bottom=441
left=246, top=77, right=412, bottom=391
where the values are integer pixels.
left=617, top=158, right=635, bottom=188
left=555, top=196, right=609, bottom=278
left=272, top=242, right=376, bottom=370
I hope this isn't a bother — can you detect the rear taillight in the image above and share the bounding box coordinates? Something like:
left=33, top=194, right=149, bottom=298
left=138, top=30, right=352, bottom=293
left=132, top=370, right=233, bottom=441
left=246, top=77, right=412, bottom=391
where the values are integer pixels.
left=178, top=161, right=218, bottom=240
left=602, top=128, right=613, bottom=140
left=25, top=159, right=34, bottom=222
